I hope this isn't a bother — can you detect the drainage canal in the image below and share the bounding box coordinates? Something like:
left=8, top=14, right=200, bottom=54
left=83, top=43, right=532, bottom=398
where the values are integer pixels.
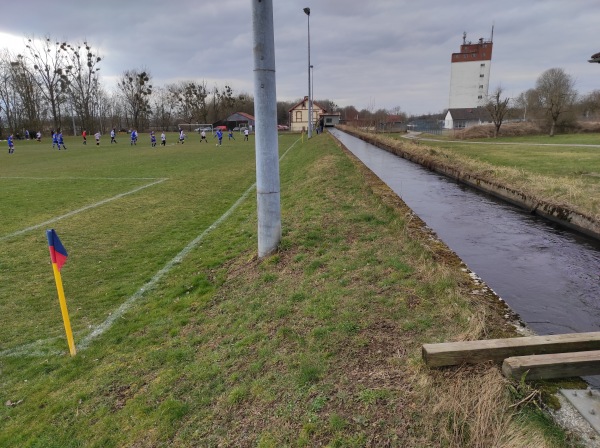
left=330, top=129, right=600, bottom=379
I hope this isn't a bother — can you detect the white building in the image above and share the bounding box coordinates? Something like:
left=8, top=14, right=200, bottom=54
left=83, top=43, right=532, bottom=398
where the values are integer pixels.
left=448, top=32, right=493, bottom=110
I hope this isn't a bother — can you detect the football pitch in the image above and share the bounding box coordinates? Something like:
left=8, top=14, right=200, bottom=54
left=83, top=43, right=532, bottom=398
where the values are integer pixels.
left=0, top=131, right=298, bottom=356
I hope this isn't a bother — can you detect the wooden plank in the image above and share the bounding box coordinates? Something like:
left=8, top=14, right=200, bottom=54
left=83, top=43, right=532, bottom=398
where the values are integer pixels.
left=502, top=350, right=600, bottom=380
left=422, top=332, right=600, bottom=367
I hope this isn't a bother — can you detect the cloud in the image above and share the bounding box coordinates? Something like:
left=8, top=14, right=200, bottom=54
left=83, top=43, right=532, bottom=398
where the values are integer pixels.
left=1, top=0, right=599, bottom=115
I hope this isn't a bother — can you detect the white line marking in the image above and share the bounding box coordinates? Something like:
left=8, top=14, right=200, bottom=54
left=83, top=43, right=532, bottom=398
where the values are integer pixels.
left=0, top=337, right=63, bottom=358
left=77, top=183, right=256, bottom=350
left=2, top=138, right=302, bottom=357
left=0, top=178, right=168, bottom=242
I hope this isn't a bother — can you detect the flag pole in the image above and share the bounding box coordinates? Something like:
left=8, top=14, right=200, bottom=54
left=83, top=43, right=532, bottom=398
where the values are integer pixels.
left=47, top=229, right=76, bottom=356
left=51, top=263, right=76, bottom=356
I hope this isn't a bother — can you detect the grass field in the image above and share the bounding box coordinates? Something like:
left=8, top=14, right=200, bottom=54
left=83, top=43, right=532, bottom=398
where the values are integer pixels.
left=0, top=131, right=576, bottom=446
left=0, top=132, right=259, bottom=354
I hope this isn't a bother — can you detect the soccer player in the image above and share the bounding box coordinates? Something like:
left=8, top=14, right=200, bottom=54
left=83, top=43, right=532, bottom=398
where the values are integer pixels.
left=57, top=130, right=67, bottom=150
left=36, top=131, right=41, bottom=142
left=244, top=128, right=249, bottom=141
left=95, top=131, right=101, bottom=145
left=130, top=130, right=137, bottom=145
left=178, top=129, right=185, bottom=144
left=110, top=128, right=117, bottom=144
left=215, top=129, right=223, bottom=146
left=150, top=131, right=156, bottom=147
left=228, top=129, right=235, bottom=140
left=7, top=134, right=14, bottom=154
left=52, top=130, right=58, bottom=148
left=161, top=131, right=166, bottom=146
left=200, top=130, right=208, bottom=143
left=82, top=129, right=87, bottom=145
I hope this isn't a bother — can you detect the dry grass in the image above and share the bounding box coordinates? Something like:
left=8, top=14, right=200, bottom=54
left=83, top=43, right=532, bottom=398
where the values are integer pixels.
left=453, top=122, right=543, bottom=139
left=453, top=121, right=600, bottom=139
left=417, top=365, right=551, bottom=448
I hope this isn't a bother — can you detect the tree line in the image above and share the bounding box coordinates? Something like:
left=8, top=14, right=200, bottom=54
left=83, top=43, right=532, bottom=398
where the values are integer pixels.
left=6, top=35, right=594, bottom=140
left=486, top=67, right=600, bottom=137
left=0, top=35, right=409, bottom=139
left=0, top=37, right=255, bottom=137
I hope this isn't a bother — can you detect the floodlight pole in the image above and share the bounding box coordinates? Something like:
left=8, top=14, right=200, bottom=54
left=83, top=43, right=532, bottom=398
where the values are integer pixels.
left=304, top=7, right=312, bottom=138
left=252, top=0, right=281, bottom=258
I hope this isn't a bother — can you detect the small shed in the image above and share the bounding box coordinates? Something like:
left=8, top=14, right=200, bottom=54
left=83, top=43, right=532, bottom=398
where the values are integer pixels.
left=222, top=112, right=255, bottom=130
left=444, top=107, right=492, bottom=129
left=321, top=113, right=341, bottom=127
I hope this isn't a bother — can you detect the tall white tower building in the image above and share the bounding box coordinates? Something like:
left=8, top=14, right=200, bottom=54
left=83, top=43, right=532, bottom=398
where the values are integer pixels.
left=448, top=31, right=493, bottom=109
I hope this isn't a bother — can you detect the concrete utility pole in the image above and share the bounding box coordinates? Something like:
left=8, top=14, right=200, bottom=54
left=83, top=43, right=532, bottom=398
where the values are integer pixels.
left=252, top=0, right=281, bottom=258
left=304, top=7, right=312, bottom=138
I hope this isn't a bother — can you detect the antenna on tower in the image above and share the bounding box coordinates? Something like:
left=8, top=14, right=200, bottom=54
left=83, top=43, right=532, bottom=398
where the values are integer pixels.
left=490, top=24, right=494, bottom=43
left=463, top=31, right=467, bottom=45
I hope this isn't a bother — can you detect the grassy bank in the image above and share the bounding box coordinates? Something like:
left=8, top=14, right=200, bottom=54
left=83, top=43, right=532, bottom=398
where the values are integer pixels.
left=0, top=133, right=576, bottom=446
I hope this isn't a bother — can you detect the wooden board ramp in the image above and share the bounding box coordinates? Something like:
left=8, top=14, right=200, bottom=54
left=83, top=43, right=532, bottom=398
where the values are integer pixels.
left=422, top=332, right=600, bottom=368
left=502, top=350, right=600, bottom=380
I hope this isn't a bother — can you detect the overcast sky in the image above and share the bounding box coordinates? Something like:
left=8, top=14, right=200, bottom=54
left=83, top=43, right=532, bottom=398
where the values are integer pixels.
left=1, top=0, right=599, bottom=116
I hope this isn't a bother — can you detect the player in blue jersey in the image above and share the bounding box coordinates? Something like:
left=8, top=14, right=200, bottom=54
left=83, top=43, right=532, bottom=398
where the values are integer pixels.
left=150, top=131, right=157, bottom=147
left=57, top=130, right=67, bottom=150
left=52, top=131, right=58, bottom=148
left=7, top=134, right=14, bottom=154
left=130, top=130, right=137, bottom=145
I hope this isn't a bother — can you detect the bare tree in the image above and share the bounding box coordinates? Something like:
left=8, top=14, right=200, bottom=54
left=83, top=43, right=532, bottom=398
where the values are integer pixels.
left=535, top=68, right=577, bottom=136
left=152, top=86, right=177, bottom=130
left=118, top=69, right=152, bottom=130
left=21, top=36, right=70, bottom=131
left=65, top=41, right=102, bottom=133
left=513, top=88, right=539, bottom=121
left=485, top=87, right=510, bottom=137
left=0, top=51, right=19, bottom=134
left=168, top=80, right=208, bottom=124
left=317, top=99, right=338, bottom=113
left=578, top=90, right=600, bottom=120
left=210, top=84, right=235, bottom=122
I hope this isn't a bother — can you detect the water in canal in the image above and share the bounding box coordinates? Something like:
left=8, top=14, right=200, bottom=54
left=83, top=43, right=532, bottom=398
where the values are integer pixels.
left=330, top=129, right=600, bottom=342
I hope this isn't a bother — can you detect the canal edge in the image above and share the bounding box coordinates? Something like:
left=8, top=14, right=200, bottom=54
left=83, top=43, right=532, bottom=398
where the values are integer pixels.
left=340, top=127, right=600, bottom=242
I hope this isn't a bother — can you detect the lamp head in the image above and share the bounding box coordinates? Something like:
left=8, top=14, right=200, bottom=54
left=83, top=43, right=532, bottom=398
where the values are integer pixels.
left=303, top=7, right=310, bottom=16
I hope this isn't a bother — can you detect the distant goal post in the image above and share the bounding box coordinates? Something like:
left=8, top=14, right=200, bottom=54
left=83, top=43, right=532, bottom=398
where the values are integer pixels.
left=178, top=124, right=213, bottom=133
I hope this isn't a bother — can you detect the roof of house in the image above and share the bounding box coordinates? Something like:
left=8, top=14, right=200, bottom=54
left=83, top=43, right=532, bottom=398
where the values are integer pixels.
left=288, top=96, right=327, bottom=114
left=447, top=107, right=492, bottom=121
left=224, top=111, right=256, bottom=123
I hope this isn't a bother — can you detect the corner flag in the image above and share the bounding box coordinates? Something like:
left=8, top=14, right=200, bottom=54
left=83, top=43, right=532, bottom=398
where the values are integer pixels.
left=47, top=229, right=68, bottom=271
left=46, top=229, right=76, bottom=356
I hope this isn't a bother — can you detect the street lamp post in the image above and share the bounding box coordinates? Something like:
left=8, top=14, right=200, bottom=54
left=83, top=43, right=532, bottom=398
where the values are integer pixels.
left=303, top=7, right=312, bottom=138
left=310, top=64, right=315, bottom=133
left=310, top=64, right=314, bottom=107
